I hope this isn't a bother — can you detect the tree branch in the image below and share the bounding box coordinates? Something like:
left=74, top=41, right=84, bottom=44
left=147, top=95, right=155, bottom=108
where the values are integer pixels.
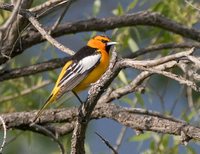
left=0, top=80, right=51, bottom=103
left=0, top=3, right=74, bottom=55
left=0, top=0, right=22, bottom=31
left=0, top=57, right=70, bottom=82
left=25, top=11, right=200, bottom=45
left=1, top=7, right=200, bottom=64
left=31, top=124, right=65, bottom=154
left=125, top=42, right=200, bottom=58
left=30, top=0, right=69, bottom=14
left=95, top=132, right=118, bottom=154
left=1, top=103, right=200, bottom=142
left=0, top=116, right=6, bottom=154
left=0, top=1, right=33, bottom=63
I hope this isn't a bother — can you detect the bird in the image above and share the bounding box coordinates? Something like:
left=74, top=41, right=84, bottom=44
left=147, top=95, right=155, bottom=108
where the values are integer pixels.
left=33, top=35, right=117, bottom=122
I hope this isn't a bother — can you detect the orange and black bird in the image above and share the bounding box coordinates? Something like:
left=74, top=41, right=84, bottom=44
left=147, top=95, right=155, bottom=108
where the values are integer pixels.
left=33, top=35, right=117, bottom=122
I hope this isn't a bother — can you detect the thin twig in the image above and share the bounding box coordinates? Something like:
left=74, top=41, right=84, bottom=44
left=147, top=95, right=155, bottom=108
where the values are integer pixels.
left=4, top=132, right=23, bottom=147
left=0, top=0, right=22, bottom=59
left=30, top=0, right=68, bottom=14
left=185, top=0, right=200, bottom=11
left=0, top=57, right=70, bottom=82
left=30, top=124, right=65, bottom=154
left=49, top=0, right=75, bottom=33
left=0, top=80, right=51, bottom=103
left=0, top=116, right=6, bottom=154
left=26, top=11, right=75, bottom=55
left=148, top=82, right=166, bottom=113
left=95, top=132, right=118, bottom=154
left=98, top=61, right=177, bottom=104
left=186, top=87, right=196, bottom=112
left=0, top=3, right=75, bottom=55
left=113, top=126, right=126, bottom=153
left=169, top=85, right=185, bottom=115
left=121, top=48, right=194, bottom=68
left=132, top=65, right=200, bottom=92
left=0, top=0, right=22, bottom=31
left=126, top=42, right=200, bottom=59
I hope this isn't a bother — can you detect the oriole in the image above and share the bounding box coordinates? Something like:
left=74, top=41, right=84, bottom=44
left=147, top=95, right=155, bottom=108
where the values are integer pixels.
left=33, top=35, right=117, bottom=122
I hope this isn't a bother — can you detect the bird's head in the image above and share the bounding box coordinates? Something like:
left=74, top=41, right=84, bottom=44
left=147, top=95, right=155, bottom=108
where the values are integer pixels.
left=87, top=35, right=117, bottom=53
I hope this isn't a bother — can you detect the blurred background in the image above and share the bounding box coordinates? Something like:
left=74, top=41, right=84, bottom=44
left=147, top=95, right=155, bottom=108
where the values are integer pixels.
left=0, top=0, right=200, bottom=153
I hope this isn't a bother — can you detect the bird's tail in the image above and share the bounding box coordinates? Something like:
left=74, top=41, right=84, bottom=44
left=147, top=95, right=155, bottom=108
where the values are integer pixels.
left=32, top=93, right=55, bottom=123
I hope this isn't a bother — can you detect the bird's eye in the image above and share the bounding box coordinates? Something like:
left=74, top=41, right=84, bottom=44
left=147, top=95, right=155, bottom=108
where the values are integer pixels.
left=101, top=40, right=108, bottom=43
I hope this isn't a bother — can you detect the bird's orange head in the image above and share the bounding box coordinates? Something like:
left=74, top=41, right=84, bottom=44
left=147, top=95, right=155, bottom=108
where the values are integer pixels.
left=87, top=35, right=117, bottom=53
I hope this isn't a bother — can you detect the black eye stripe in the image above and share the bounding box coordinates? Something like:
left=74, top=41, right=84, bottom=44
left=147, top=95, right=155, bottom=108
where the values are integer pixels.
left=101, top=40, right=109, bottom=43
left=96, top=38, right=109, bottom=43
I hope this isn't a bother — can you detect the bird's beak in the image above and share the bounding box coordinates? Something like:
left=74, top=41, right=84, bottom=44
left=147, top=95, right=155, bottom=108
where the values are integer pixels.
left=106, top=42, right=118, bottom=46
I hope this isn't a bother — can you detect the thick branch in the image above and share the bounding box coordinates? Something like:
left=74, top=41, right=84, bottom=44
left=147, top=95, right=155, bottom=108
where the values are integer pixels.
left=0, top=7, right=200, bottom=64
left=25, top=11, right=200, bottom=45
left=1, top=103, right=200, bottom=142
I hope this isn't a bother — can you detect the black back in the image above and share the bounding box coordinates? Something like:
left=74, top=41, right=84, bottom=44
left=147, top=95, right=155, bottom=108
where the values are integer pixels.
left=72, top=46, right=97, bottom=61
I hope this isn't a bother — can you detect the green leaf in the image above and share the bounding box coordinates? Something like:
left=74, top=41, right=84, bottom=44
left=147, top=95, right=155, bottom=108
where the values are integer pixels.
left=127, top=0, right=139, bottom=11
left=128, top=37, right=139, bottom=53
left=85, top=143, right=92, bottom=154
left=133, top=27, right=142, bottom=43
left=162, top=135, right=170, bottom=147
left=93, top=0, right=101, bottom=16
left=186, top=110, right=196, bottom=121
left=187, top=146, right=197, bottom=154
left=135, top=92, right=144, bottom=107
left=129, top=132, right=151, bottom=142
left=150, top=139, right=155, bottom=150
left=118, top=70, right=128, bottom=84
left=121, top=96, right=137, bottom=107
left=112, top=4, right=124, bottom=16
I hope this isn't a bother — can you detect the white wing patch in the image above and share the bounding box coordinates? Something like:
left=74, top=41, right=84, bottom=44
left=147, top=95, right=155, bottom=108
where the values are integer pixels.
left=58, top=53, right=101, bottom=91
left=79, top=54, right=101, bottom=73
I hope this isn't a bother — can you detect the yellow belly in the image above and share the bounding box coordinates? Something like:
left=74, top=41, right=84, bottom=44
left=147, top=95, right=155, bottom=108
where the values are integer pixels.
left=73, top=52, right=109, bottom=92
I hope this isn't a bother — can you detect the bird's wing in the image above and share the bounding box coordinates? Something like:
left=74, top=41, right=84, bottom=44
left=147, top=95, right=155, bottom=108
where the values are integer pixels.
left=53, top=53, right=101, bottom=99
